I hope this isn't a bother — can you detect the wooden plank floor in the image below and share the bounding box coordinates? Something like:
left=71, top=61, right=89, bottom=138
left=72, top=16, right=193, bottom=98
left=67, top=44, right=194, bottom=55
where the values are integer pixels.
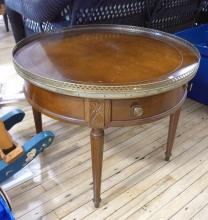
left=0, top=17, right=23, bottom=103
left=1, top=18, right=208, bottom=220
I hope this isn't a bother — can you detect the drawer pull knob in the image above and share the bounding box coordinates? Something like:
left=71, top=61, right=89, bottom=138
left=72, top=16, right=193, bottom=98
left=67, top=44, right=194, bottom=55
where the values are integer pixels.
left=132, top=105, right=143, bottom=117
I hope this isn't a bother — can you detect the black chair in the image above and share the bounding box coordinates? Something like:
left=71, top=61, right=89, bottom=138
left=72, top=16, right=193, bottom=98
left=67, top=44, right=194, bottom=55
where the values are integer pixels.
left=4, top=0, right=205, bottom=43
left=145, top=0, right=202, bottom=33
left=197, top=0, right=208, bottom=24
left=5, top=0, right=148, bottom=42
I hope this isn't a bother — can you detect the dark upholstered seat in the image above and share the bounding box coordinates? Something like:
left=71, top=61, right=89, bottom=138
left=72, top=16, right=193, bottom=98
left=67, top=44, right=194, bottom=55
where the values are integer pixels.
left=4, top=0, right=205, bottom=43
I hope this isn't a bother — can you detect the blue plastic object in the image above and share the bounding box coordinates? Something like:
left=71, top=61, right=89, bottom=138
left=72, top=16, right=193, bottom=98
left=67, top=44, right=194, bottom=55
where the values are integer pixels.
left=0, top=109, right=55, bottom=183
left=0, top=196, right=15, bottom=220
left=176, top=24, right=208, bottom=104
left=0, top=109, right=25, bottom=130
left=0, top=131, right=54, bottom=183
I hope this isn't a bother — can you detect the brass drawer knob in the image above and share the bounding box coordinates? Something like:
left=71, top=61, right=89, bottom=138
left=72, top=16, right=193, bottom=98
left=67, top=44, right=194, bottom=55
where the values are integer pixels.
left=132, top=105, right=143, bottom=117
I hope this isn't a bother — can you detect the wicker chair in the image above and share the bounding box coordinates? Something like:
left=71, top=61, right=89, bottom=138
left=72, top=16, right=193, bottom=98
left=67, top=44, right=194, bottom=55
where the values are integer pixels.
left=4, top=0, right=205, bottom=43
left=146, top=0, right=201, bottom=32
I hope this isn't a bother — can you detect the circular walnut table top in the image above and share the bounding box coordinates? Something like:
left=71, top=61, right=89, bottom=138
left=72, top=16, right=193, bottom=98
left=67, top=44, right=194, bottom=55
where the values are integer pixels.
left=13, top=25, right=199, bottom=99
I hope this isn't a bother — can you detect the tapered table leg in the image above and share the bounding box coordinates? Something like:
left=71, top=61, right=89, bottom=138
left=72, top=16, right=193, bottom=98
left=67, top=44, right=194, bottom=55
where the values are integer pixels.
left=165, top=108, right=181, bottom=161
left=90, top=128, right=104, bottom=208
left=32, top=107, right=42, bottom=134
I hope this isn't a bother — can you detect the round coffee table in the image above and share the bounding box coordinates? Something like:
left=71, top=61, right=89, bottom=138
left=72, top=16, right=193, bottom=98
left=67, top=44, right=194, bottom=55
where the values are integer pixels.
left=13, top=25, right=200, bottom=208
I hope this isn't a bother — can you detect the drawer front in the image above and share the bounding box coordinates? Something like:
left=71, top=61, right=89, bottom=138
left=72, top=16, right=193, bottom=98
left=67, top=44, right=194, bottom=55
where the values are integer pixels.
left=24, top=82, right=85, bottom=123
left=111, top=87, right=185, bottom=121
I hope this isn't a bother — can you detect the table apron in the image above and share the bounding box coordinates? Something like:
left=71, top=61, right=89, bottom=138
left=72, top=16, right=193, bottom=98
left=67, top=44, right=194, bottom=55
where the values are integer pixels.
left=24, top=82, right=187, bottom=128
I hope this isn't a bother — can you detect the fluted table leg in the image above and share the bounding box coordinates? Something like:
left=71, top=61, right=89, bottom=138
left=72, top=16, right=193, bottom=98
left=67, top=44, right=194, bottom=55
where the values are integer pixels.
left=165, top=108, right=181, bottom=161
left=32, top=107, right=42, bottom=134
left=90, top=128, right=104, bottom=208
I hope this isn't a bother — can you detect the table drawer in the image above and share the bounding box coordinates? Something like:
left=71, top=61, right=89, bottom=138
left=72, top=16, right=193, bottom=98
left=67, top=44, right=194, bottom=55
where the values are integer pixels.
left=111, top=87, right=185, bottom=121
left=24, top=82, right=85, bottom=123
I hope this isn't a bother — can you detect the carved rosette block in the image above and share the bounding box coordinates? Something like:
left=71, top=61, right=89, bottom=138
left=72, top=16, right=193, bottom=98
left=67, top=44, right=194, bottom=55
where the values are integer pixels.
left=85, top=99, right=111, bottom=128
